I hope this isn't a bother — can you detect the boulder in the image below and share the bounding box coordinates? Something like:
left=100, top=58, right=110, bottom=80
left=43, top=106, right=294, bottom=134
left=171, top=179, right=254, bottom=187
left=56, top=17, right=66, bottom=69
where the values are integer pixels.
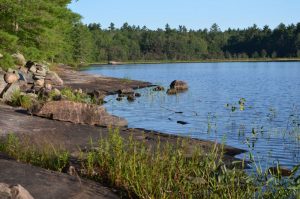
left=0, top=183, right=11, bottom=198
left=44, top=71, right=63, bottom=86
left=32, top=101, right=128, bottom=127
left=0, top=73, right=20, bottom=102
left=10, top=184, right=35, bottom=199
left=4, top=72, right=19, bottom=84
left=0, top=72, right=6, bottom=94
left=1, top=83, right=20, bottom=102
left=25, top=61, right=35, bottom=69
left=29, top=65, right=37, bottom=74
left=44, top=83, right=52, bottom=91
left=34, top=79, right=44, bottom=87
left=12, top=53, right=26, bottom=66
left=170, top=80, right=188, bottom=91
left=18, top=66, right=28, bottom=75
left=127, top=94, right=135, bottom=102
left=7, top=68, right=20, bottom=79
left=34, top=66, right=47, bottom=78
left=0, top=183, right=34, bottom=199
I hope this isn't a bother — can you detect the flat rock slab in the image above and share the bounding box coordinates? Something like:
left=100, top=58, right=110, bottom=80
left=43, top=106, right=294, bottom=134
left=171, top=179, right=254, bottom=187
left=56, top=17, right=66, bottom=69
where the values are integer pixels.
left=0, top=157, right=118, bottom=199
left=0, top=104, right=245, bottom=163
left=56, top=66, right=153, bottom=94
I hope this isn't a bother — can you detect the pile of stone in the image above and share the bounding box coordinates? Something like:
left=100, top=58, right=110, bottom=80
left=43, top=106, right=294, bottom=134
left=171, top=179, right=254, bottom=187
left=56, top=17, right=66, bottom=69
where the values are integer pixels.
left=25, top=61, right=48, bottom=88
left=166, top=80, right=188, bottom=95
left=0, top=54, right=63, bottom=103
left=1, top=53, right=128, bottom=128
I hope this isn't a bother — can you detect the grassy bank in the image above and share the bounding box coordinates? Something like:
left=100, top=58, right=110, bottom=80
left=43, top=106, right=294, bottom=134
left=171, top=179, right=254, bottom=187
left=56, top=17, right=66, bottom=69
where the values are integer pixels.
left=86, top=57, right=300, bottom=67
left=0, top=129, right=299, bottom=198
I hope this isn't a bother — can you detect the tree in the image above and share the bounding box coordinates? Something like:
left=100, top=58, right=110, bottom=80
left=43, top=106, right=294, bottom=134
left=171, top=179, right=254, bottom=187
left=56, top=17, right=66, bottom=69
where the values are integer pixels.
left=109, top=23, right=115, bottom=31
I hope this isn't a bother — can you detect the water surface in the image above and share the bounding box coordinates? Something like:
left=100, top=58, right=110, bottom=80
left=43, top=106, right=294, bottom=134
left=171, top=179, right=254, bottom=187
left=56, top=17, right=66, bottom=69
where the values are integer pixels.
left=84, top=62, right=300, bottom=170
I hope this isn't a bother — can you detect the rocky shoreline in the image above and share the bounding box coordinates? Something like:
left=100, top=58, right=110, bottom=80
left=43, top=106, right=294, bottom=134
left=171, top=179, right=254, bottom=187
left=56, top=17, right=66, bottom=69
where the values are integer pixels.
left=0, top=63, right=246, bottom=199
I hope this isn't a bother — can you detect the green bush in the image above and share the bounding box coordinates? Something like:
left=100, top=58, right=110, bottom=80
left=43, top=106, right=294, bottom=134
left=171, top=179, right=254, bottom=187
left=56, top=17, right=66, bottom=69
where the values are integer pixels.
left=0, top=52, right=15, bottom=71
left=9, top=90, right=33, bottom=109
left=22, top=46, right=44, bottom=61
left=0, top=30, right=18, bottom=52
left=60, top=87, right=99, bottom=104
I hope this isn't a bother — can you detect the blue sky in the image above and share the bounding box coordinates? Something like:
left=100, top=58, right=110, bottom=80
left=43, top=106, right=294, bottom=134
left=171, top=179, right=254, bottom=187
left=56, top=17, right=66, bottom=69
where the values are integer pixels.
left=69, top=0, right=300, bottom=30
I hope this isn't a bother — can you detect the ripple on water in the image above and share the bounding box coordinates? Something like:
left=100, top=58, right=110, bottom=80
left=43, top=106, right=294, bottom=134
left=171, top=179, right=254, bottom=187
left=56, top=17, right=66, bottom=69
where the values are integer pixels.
left=85, top=62, right=300, bottom=170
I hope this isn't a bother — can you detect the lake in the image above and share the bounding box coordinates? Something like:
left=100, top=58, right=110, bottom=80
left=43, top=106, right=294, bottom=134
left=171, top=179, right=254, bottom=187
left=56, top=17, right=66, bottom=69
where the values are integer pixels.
left=84, top=62, right=300, bottom=170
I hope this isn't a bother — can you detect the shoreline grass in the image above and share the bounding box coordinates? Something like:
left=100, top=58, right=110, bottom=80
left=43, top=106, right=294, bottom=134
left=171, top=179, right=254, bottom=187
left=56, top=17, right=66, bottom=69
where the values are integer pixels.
left=0, top=129, right=299, bottom=198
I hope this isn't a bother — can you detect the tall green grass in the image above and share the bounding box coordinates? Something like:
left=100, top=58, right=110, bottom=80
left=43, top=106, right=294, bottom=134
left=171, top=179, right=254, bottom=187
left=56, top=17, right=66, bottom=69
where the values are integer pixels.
left=0, top=134, right=69, bottom=172
left=0, top=129, right=299, bottom=198
left=9, top=89, right=33, bottom=109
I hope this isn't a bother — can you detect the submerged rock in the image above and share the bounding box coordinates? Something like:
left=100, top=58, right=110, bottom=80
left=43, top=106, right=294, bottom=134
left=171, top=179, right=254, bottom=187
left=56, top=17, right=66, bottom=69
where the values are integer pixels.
left=268, top=167, right=292, bottom=176
left=127, top=94, right=135, bottom=102
left=177, top=121, right=189, bottom=125
left=153, top=86, right=165, bottom=91
left=31, top=100, right=128, bottom=127
left=134, top=92, right=141, bottom=97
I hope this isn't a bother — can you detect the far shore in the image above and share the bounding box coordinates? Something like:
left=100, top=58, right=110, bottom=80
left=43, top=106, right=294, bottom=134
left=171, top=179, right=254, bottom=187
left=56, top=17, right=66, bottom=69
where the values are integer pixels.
left=84, top=57, right=300, bottom=67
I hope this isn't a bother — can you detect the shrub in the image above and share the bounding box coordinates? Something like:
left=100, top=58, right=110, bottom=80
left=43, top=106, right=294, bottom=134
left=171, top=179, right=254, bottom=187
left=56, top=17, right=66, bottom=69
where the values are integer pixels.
left=60, top=87, right=99, bottom=104
left=0, top=52, right=15, bottom=71
left=9, top=90, right=33, bottom=109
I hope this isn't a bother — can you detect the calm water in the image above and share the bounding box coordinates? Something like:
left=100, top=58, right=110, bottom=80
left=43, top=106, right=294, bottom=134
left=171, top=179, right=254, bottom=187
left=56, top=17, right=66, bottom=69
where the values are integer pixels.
left=84, top=62, right=300, bottom=170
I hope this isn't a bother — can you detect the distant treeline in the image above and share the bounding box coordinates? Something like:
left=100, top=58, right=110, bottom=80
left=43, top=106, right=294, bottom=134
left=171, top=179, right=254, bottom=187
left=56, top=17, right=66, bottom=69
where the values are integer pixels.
left=1, top=0, right=300, bottom=66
